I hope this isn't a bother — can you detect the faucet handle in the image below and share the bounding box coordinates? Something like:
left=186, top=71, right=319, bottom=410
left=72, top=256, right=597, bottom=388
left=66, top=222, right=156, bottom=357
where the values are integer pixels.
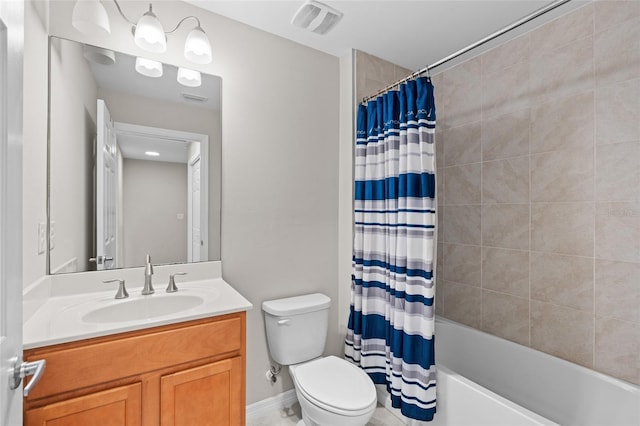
left=166, top=272, right=187, bottom=293
left=145, top=254, right=153, bottom=275
left=103, top=279, right=129, bottom=299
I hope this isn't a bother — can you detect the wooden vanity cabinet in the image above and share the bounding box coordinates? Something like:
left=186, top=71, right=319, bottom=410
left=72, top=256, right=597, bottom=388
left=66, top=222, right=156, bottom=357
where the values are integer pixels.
left=23, top=312, right=246, bottom=426
left=25, top=383, right=143, bottom=426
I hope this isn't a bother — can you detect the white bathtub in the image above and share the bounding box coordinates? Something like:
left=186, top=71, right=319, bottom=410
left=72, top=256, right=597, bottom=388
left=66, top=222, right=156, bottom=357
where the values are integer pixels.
left=379, top=359, right=556, bottom=425
left=434, top=316, right=640, bottom=426
left=427, top=365, right=557, bottom=426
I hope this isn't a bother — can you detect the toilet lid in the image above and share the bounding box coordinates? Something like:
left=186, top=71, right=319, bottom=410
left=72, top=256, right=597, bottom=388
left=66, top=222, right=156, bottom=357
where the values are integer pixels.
left=294, top=356, right=376, bottom=412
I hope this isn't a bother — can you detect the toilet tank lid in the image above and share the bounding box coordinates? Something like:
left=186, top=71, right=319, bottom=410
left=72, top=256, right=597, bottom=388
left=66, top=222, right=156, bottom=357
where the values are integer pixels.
left=262, top=293, right=331, bottom=316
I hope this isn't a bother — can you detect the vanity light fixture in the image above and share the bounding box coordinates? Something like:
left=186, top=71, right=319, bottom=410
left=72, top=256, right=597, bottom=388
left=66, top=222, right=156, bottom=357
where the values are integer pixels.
left=72, top=0, right=111, bottom=36
left=133, top=4, right=166, bottom=53
left=135, top=57, right=163, bottom=78
left=184, top=27, right=212, bottom=64
left=177, top=67, right=202, bottom=88
left=72, top=0, right=213, bottom=64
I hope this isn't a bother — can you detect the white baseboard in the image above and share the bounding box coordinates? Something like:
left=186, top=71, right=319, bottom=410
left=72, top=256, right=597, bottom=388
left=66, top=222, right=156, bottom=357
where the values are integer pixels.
left=247, top=387, right=410, bottom=424
left=246, top=389, right=298, bottom=421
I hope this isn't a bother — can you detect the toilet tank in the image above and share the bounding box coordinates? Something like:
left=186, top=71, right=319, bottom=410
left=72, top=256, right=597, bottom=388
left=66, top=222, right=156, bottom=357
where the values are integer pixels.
left=262, top=293, right=331, bottom=366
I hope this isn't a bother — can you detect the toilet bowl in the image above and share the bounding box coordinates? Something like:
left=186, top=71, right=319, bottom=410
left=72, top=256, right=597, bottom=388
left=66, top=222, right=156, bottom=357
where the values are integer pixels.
left=262, top=293, right=377, bottom=426
left=290, top=356, right=377, bottom=426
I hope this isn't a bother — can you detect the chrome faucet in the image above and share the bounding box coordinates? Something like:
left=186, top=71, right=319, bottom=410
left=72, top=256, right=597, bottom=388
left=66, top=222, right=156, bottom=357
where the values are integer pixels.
left=166, top=272, right=187, bottom=293
left=103, top=279, right=129, bottom=299
left=142, top=254, right=154, bottom=295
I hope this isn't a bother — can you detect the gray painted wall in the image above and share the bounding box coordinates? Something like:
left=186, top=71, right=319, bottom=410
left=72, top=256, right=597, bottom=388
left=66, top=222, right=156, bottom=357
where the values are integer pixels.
left=23, top=0, right=343, bottom=405
left=48, top=35, right=97, bottom=274
left=98, top=88, right=222, bottom=263
left=122, top=159, right=188, bottom=267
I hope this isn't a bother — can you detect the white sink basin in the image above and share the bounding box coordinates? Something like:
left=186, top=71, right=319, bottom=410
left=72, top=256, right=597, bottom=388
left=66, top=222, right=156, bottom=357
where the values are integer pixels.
left=24, top=277, right=253, bottom=349
left=81, top=294, right=204, bottom=323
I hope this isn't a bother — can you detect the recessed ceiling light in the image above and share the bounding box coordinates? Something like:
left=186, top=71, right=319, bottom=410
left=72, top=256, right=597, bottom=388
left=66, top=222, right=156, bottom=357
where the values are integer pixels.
left=145, top=151, right=160, bottom=156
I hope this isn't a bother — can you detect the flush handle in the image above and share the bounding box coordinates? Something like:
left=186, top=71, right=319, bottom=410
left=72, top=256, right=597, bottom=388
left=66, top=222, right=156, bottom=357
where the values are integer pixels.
left=277, top=319, right=291, bottom=326
left=10, top=357, right=47, bottom=397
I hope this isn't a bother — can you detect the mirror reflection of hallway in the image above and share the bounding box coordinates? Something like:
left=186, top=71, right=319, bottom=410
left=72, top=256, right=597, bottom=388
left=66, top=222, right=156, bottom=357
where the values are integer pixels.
left=48, top=37, right=221, bottom=274
left=96, top=113, right=209, bottom=269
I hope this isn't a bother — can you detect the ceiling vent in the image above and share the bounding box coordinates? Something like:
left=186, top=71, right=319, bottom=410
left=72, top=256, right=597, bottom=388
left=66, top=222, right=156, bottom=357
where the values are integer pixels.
left=181, top=92, right=208, bottom=103
left=291, top=0, right=343, bottom=35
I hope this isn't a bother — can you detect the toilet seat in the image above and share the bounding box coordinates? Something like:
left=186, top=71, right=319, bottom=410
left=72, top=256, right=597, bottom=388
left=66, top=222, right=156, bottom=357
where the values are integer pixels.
left=291, top=356, right=377, bottom=416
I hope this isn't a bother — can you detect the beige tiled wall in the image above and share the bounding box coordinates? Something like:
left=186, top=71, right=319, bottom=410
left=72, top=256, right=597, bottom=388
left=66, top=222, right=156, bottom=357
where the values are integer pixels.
left=435, top=1, right=640, bottom=385
left=355, top=51, right=413, bottom=103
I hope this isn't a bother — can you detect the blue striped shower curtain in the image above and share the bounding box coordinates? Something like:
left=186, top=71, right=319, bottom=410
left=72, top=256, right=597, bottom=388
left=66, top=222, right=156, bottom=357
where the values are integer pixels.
left=345, top=77, right=437, bottom=421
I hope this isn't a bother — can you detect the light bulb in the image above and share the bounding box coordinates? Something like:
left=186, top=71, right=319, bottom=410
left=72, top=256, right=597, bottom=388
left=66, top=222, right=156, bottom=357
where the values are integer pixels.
left=184, top=26, right=212, bottom=64
left=72, top=0, right=111, bottom=36
left=134, top=7, right=166, bottom=53
left=135, top=57, right=163, bottom=78
left=177, top=68, right=201, bottom=87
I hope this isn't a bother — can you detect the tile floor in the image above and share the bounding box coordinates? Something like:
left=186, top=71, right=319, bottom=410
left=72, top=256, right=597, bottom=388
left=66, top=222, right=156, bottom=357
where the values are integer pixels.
left=246, top=402, right=405, bottom=426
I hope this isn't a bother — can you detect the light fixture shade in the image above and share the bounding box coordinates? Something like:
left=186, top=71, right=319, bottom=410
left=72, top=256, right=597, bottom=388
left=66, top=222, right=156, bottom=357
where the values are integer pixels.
left=177, top=68, right=202, bottom=87
left=82, top=45, right=116, bottom=65
left=135, top=57, right=163, bottom=78
left=134, top=10, right=167, bottom=53
left=184, top=27, right=212, bottom=64
left=72, top=0, right=111, bottom=36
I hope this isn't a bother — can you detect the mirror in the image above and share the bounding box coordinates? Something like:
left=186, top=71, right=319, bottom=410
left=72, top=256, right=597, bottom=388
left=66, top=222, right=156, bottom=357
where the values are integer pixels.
left=48, top=37, right=221, bottom=274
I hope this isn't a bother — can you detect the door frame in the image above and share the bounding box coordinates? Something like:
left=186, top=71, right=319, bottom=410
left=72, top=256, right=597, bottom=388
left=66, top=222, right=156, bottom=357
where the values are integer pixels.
left=114, top=122, right=209, bottom=263
left=96, top=99, right=119, bottom=271
left=187, top=153, right=202, bottom=262
left=0, top=0, right=24, bottom=424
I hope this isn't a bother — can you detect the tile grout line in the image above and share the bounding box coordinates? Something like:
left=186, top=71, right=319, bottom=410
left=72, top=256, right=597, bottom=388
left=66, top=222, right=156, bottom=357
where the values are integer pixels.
left=528, top=64, right=533, bottom=349
left=591, top=10, right=597, bottom=371
left=480, top=54, right=484, bottom=332
left=524, top=31, right=532, bottom=349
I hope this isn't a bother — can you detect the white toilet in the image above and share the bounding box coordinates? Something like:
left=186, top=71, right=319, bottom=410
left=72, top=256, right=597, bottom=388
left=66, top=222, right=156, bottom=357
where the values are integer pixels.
left=262, top=293, right=377, bottom=426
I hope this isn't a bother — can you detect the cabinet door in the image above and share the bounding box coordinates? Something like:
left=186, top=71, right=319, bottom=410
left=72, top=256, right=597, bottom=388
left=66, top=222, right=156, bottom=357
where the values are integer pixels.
left=160, top=357, right=243, bottom=426
left=25, top=383, right=141, bottom=426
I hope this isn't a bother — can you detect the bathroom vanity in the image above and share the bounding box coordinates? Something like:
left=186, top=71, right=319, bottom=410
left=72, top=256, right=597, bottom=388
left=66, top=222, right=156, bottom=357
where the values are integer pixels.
left=23, top=32, right=242, bottom=425
left=22, top=268, right=251, bottom=426
left=24, top=313, right=244, bottom=425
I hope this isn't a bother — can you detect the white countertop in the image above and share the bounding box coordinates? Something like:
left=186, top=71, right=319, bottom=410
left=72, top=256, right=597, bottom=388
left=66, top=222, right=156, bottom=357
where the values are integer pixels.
left=24, top=277, right=252, bottom=350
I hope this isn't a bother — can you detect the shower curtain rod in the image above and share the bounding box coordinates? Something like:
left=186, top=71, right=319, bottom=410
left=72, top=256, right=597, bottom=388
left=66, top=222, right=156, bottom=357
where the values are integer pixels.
left=362, top=0, right=572, bottom=103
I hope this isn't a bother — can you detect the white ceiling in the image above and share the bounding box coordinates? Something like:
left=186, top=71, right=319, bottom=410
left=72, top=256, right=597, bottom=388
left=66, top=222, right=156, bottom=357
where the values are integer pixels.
left=89, top=48, right=222, bottom=110
left=78, top=41, right=217, bottom=164
left=186, top=0, right=587, bottom=72
left=116, top=131, right=193, bottom=163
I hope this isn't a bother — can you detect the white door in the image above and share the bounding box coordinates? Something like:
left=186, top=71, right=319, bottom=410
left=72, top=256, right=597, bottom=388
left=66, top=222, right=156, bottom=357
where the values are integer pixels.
left=96, top=100, right=118, bottom=270
left=0, top=1, right=24, bottom=424
left=189, top=156, right=202, bottom=262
